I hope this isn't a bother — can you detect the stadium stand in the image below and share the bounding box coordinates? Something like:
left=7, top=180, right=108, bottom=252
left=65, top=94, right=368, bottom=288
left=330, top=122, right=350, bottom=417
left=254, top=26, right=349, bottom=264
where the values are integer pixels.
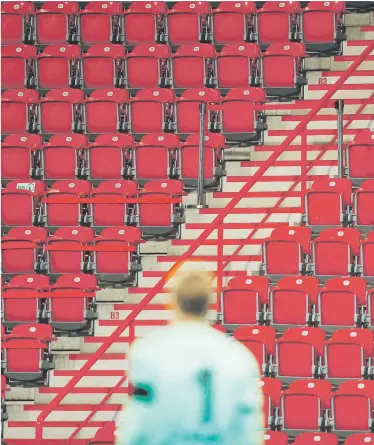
left=1, top=1, right=374, bottom=444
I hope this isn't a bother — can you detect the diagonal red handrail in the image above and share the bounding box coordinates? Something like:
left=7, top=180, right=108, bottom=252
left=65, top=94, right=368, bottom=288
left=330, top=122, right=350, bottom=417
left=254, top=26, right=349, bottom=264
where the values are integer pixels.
left=35, top=42, right=374, bottom=442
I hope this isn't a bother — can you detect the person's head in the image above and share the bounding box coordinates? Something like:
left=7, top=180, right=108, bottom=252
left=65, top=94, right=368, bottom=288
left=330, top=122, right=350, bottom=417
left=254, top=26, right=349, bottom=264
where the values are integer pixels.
left=172, top=271, right=212, bottom=321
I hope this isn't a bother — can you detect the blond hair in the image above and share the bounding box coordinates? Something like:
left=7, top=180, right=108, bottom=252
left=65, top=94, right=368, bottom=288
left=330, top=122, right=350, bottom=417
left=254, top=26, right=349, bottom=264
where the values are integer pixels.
left=174, top=271, right=212, bottom=317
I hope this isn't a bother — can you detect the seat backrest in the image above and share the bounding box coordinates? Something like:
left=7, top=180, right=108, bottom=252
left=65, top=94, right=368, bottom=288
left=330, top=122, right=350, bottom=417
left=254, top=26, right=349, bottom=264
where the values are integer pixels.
left=55, top=273, right=98, bottom=289
left=40, top=44, right=81, bottom=58
left=344, top=434, right=374, bottom=445
left=129, top=44, right=171, bottom=58
left=223, top=87, right=266, bottom=103
left=8, top=274, right=50, bottom=288
left=174, top=43, right=216, bottom=58
left=265, top=42, right=306, bottom=58
left=274, top=276, right=320, bottom=302
left=184, top=132, right=226, bottom=147
left=286, top=379, right=331, bottom=408
left=89, top=89, right=129, bottom=102
left=234, top=326, right=276, bottom=353
left=134, top=88, right=175, bottom=102
left=317, top=228, right=361, bottom=255
left=281, top=327, right=325, bottom=352
left=49, top=180, right=92, bottom=195
left=44, top=88, right=84, bottom=103
left=219, top=43, right=261, bottom=58
left=4, top=180, right=46, bottom=195
left=329, top=329, right=374, bottom=355
left=92, top=180, right=138, bottom=195
left=2, top=44, right=37, bottom=57
left=214, top=1, right=256, bottom=14
left=85, top=44, right=126, bottom=58
left=259, top=377, right=282, bottom=405
left=180, top=88, right=221, bottom=102
left=82, top=1, right=123, bottom=14
left=308, top=177, right=352, bottom=206
left=259, top=1, right=301, bottom=13
left=3, top=133, right=42, bottom=148
left=2, top=2, right=35, bottom=14
left=269, top=226, right=312, bottom=255
left=127, top=1, right=166, bottom=13
left=48, top=134, right=88, bottom=148
left=6, top=226, right=48, bottom=241
left=359, top=179, right=374, bottom=191
left=294, top=432, right=339, bottom=445
left=53, top=227, right=95, bottom=242
left=94, top=133, right=134, bottom=147
left=169, top=2, right=211, bottom=14
left=9, top=323, right=54, bottom=340
left=225, top=275, right=270, bottom=304
left=100, top=226, right=143, bottom=244
left=336, top=380, right=374, bottom=400
left=142, top=179, right=184, bottom=195
left=263, top=431, right=289, bottom=445
left=38, top=1, right=78, bottom=13
left=140, top=133, right=180, bottom=147
left=303, top=1, right=346, bottom=12
left=2, top=89, right=39, bottom=102
left=324, top=277, right=367, bottom=305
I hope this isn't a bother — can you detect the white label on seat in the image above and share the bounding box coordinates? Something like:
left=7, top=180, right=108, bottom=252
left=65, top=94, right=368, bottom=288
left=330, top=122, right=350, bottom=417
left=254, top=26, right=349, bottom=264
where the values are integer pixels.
left=102, top=3, right=108, bottom=8
left=289, top=229, right=295, bottom=235
left=69, top=182, right=75, bottom=188
left=158, top=136, right=164, bottom=141
left=25, top=230, right=31, bottom=235
left=302, top=330, right=308, bottom=336
left=115, top=183, right=121, bottom=188
left=74, top=277, right=81, bottom=282
left=145, top=4, right=151, bottom=8
left=60, top=47, right=66, bottom=52
left=30, top=327, right=36, bottom=332
left=284, top=45, right=290, bottom=50
left=199, top=91, right=205, bottom=96
left=329, top=181, right=335, bottom=186
left=112, top=136, right=118, bottom=141
left=14, top=4, right=20, bottom=9
left=153, top=91, right=159, bottom=96
left=238, top=45, right=244, bottom=51
left=66, top=136, right=72, bottom=142
left=314, top=437, right=321, bottom=442
left=21, top=137, right=27, bottom=142
left=337, top=231, right=344, bottom=236
left=258, top=380, right=264, bottom=387
left=72, top=230, right=78, bottom=235
left=194, top=46, right=200, bottom=52
left=149, top=46, right=155, bottom=52
left=27, top=277, right=34, bottom=282
left=161, top=183, right=167, bottom=188
left=279, top=2, right=285, bottom=7
left=104, top=47, right=110, bottom=52
left=16, top=47, right=22, bottom=52
left=18, top=92, right=24, bottom=97
left=119, top=229, right=125, bottom=234
left=308, top=382, right=315, bottom=388
left=358, top=383, right=365, bottom=389
left=189, top=3, right=196, bottom=8
left=252, top=328, right=259, bottom=334
left=324, top=2, right=330, bottom=6
left=343, top=280, right=350, bottom=286
left=246, top=279, right=253, bottom=284
left=350, top=331, right=358, bottom=337
left=296, top=279, right=303, bottom=284
left=244, top=90, right=250, bottom=95
left=107, top=91, right=114, bottom=96
left=364, top=438, right=371, bottom=443
left=62, top=91, right=69, bottom=96
left=235, top=3, right=241, bottom=7
left=204, top=136, right=209, bottom=141
left=16, top=182, right=35, bottom=192
left=58, top=3, right=63, bottom=8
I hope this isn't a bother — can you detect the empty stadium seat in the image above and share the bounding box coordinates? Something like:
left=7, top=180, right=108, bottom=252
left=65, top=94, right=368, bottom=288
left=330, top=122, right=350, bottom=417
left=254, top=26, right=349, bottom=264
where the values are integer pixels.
left=180, top=133, right=226, bottom=188
left=317, top=277, right=367, bottom=329
left=259, top=377, right=282, bottom=429
left=261, top=227, right=312, bottom=277
left=34, top=1, right=79, bottom=45
left=353, top=180, right=374, bottom=230
left=212, top=1, right=256, bottom=44
left=1, top=1, right=34, bottom=45
left=42, top=180, right=92, bottom=227
left=2, top=323, right=55, bottom=386
left=2, top=180, right=45, bottom=226
left=216, top=43, right=261, bottom=89
left=324, top=329, right=374, bottom=380
left=294, top=432, right=339, bottom=445
left=345, top=130, right=374, bottom=184
left=1, top=44, right=36, bottom=89
left=2, top=133, right=42, bottom=180
left=90, top=180, right=138, bottom=227
left=87, top=422, right=116, bottom=445
left=79, top=2, right=124, bottom=45
left=167, top=2, right=211, bottom=46
left=220, top=275, right=270, bottom=326
left=82, top=44, right=126, bottom=90
left=126, top=44, right=171, bottom=89
left=1, top=89, right=38, bottom=135
left=269, top=276, right=319, bottom=327
left=256, top=2, right=301, bottom=50
left=304, top=178, right=353, bottom=229
left=123, top=2, right=167, bottom=46
left=261, top=43, right=307, bottom=99
left=85, top=89, right=129, bottom=135
left=280, top=379, right=331, bottom=432
left=38, top=88, right=84, bottom=134
left=2, top=274, right=50, bottom=329
left=275, top=328, right=325, bottom=379
left=312, top=228, right=361, bottom=279
left=360, top=232, right=374, bottom=281
left=1, top=227, right=47, bottom=276
left=331, top=380, right=374, bottom=432
left=36, top=44, right=81, bottom=90
left=171, top=44, right=216, bottom=89
left=345, top=434, right=374, bottom=445
left=234, top=326, right=276, bottom=375
left=220, top=87, right=267, bottom=143
left=263, top=431, right=288, bottom=445
left=132, top=133, right=179, bottom=184
left=301, top=1, right=346, bottom=54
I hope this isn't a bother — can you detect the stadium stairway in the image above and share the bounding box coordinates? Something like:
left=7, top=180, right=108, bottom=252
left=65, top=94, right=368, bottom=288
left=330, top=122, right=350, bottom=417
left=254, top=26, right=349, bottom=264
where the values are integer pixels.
left=3, top=13, right=374, bottom=445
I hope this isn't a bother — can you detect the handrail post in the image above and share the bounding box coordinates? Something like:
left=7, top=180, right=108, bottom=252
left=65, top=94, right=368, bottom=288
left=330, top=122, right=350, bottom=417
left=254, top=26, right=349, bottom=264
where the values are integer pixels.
left=335, top=99, right=345, bottom=177
left=197, top=102, right=207, bottom=208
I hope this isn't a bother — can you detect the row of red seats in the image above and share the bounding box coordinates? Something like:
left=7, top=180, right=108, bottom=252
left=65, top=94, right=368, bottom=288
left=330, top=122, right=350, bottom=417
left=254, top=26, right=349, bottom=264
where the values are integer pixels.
left=232, top=326, right=374, bottom=381
left=219, top=275, right=373, bottom=329
left=2, top=133, right=226, bottom=188
left=2, top=274, right=98, bottom=335
left=261, top=227, right=374, bottom=281
left=260, top=378, right=374, bottom=433
left=304, top=178, right=374, bottom=230
left=1, top=179, right=185, bottom=236
left=1, top=226, right=142, bottom=285
left=1, top=1, right=346, bottom=54
left=264, top=432, right=374, bottom=445
left=2, top=42, right=307, bottom=99
left=1, top=88, right=267, bottom=143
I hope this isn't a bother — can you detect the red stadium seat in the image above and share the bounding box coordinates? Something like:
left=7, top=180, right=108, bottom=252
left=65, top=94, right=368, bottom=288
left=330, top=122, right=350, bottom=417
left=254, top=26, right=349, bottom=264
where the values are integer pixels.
left=317, top=277, right=367, bottom=329
left=263, top=431, right=288, bottom=445
left=360, top=232, right=374, bottom=281
left=88, top=133, right=134, bottom=180
left=167, top=2, right=211, bottom=46
left=324, top=329, right=374, bottom=380
left=331, top=380, right=374, bottom=432
left=212, top=1, right=257, bottom=44
left=1, top=89, right=38, bottom=135
left=304, top=178, right=353, bottom=228
left=88, top=423, right=116, bottom=445
left=262, top=43, right=307, bottom=99
left=220, top=275, right=270, bottom=326
left=36, top=44, right=81, bottom=90
left=2, top=180, right=45, bottom=227
left=38, top=134, right=88, bottom=181
left=345, top=434, right=374, bottom=445
left=280, top=379, right=331, bottom=432
left=345, top=130, right=374, bottom=184
left=294, top=432, right=339, bottom=445
left=180, top=133, right=226, bottom=188
left=1, top=44, right=36, bottom=89
left=136, top=179, right=185, bottom=237
left=2, top=274, right=50, bottom=328
left=1, top=1, right=34, bottom=45
left=256, top=2, right=301, bottom=50
left=171, top=44, right=216, bottom=89
left=34, top=1, right=79, bottom=45
left=275, top=328, right=325, bottom=379
left=269, top=276, right=319, bottom=327
left=312, top=228, right=361, bottom=279
left=2, top=134, right=42, bottom=180
left=176, top=88, right=221, bottom=135
left=85, top=89, right=129, bottom=134
left=301, top=1, right=346, bottom=54
left=45, top=227, right=95, bottom=275
left=261, top=226, right=312, bottom=277
left=79, top=1, right=124, bottom=45
left=354, top=180, right=374, bottom=230
left=128, top=88, right=175, bottom=135
left=82, top=44, right=126, bottom=90
left=38, top=88, right=84, bottom=135
left=132, top=133, right=180, bottom=184
left=220, top=87, right=267, bottom=143
left=123, top=2, right=167, bottom=46
left=259, top=377, right=282, bottom=429
left=90, top=180, right=138, bottom=227
left=1, top=227, right=47, bottom=276
left=234, top=326, right=276, bottom=375
left=216, top=43, right=261, bottom=89
left=126, top=44, right=171, bottom=89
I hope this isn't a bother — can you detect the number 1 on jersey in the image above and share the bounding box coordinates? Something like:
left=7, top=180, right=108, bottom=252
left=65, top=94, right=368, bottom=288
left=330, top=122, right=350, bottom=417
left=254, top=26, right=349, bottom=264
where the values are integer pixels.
left=196, top=369, right=213, bottom=424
